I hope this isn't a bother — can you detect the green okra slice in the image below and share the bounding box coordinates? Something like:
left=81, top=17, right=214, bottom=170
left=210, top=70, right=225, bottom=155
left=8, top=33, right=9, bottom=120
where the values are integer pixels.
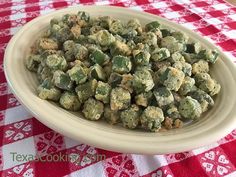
left=192, top=60, right=209, bottom=74
left=109, top=20, right=124, bottom=35
left=67, top=65, right=88, bottom=84
left=168, top=52, right=185, bottom=64
left=197, top=49, right=219, bottom=63
left=165, top=104, right=181, bottom=120
left=55, top=26, right=73, bottom=43
left=89, top=64, right=106, bottom=81
left=171, top=31, right=189, bottom=43
left=73, top=44, right=88, bottom=61
left=153, top=87, right=174, bottom=107
left=89, top=30, right=115, bottom=46
left=82, top=98, right=104, bottom=120
left=26, top=54, right=41, bottom=72
left=120, top=104, right=141, bottom=129
left=135, top=91, right=153, bottom=107
left=151, top=48, right=170, bottom=62
left=178, top=96, right=202, bottom=119
left=159, top=67, right=185, bottom=91
left=77, top=11, right=90, bottom=22
left=186, top=42, right=201, bottom=53
left=172, top=61, right=192, bottom=76
left=62, top=14, right=78, bottom=27
left=189, top=89, right=214, bottom=112
left=37, top=65, right=52, bottom=83
left=104, top=105, right=120, bottom=125
left=145, top=21, right=160, bottom=31
left=178, top=76, right=195, bottom=96
left=95, top=81, right=112, bottom=103
left=75, top=79, right=97, bottom=103
left=59, top=91, right=81, bottom=111
left=52, top=70, right=74, bottom=91
left=133, top=50, right=151, bottom=65
left=112, top=55, right=132, bottom=74
left=110, top=87, right=131, bottom=111
left=142, top=32, right=157, bottom=46
left=132, top=68, right=154, bottom=93
left=161, top=29, right=171, bottom=38
left=140, top=106, right=164, bottom=132
left=110, top=40, right=131, bottom=56
left=108, top=72, right=123, bottom=88
left=89, top=49, right=110, bottom=66
left=37, top=78, right=61, bottom=101
left=46, top=54, right=67, bottom=71
left=127, top=19, right=142, bottom=33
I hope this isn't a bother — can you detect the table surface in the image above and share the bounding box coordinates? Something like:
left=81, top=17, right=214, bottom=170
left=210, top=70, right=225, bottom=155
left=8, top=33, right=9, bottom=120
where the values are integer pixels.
left=1, top=0, right=236, bottom=177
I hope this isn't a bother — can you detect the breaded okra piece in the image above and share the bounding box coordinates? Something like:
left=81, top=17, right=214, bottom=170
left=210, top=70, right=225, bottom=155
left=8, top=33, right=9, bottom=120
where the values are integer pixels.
left=46, top=54, right=67, bottom=71
left=198, top=49, right=219, bottom=63
left=67, top=65, right=88, bottom=84
left=109, top=20, right=124, bottom=35
left=178, top=76, right=195, bottom=96
left=73, top=44, right=88, bottom=61
left=171, top=31, right=189, bottom=43
left=133, top=50, right=151, bottom=66
left=37, top=78, right=61, bottom=101
left=89, top=64, right=106, bottom=81
left=120, top=104, right=141, bottom=129
left=95, top=81, right=111, bottom=103
left=189, top=89, right=214, bottom=112
left=112, top=55, right=132, bottom=74
left=145, top=21, right=160, bottom=31
left=89, top=49, right=110, bottom=66
left=52, top=70, right=74, bottom=91
left=75, top=79, right=97, bottom=103
left=186, top=42, right=201, bottom=53
left=104, top=105, right=120, bottom=125
left=82, top=98, right=104, bottom=120
left=166, top=104, right=181, bottom=120
left=110, top=87, right=131, bottom=110
left=192, top=60, right=209, bottom=74
left=142, top=32, right=157, bottom=46
left=89, top=30, right=115, bottom=46
left=140, top=106, right=164, bottom=132
left=26, top=54, right=41, bottom=72
left=132, top=68, right=154, bottom=93
left=151, top=48, right=170, bottom=62
left=38, top=38, right=58, bottom=51
left=159, top=67, right=185, bottom=91
left=153, top=87, right=174, bottom=107
left=178, top=96, right=202, bottom=119
left=172, top=61, right=192, bottom=76
left=135, top=91, right=153, bottom=107
left=59, top=91, right=81, bottom=111
left=110, top=40, right=131, bottom=56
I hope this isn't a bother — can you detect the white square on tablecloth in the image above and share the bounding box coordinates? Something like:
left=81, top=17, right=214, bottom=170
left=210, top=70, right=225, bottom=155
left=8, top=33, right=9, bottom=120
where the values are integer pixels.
left=175, top=0, right=191, bottom=4
left=2, top=137, right=36, bottom=170
left=213, top=3, right=229, bottom=10
left=229, top=14, right=236, bottom=21
left=64, top=137, right=80, bottom=149
left=10, top=12, right=26, bottom=21
left=151, top=2, right=168, bottom=9
left=181, top=22, right=197, bottom=30
left=205, top=18, right=223, bottom=25
left=163, top=11, right=181, bottom=19
left=223, top=30, right=236, bottom=38
left=67, top=161, right=106, bottom=177
left=191, top=7, right=206, bottom=13
left=4, top=105, right=32, bottom=125
left=131, top=155, right=168, bottom=176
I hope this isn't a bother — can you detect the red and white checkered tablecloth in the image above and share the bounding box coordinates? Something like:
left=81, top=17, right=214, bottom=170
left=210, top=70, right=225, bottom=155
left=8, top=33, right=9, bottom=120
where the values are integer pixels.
left=1, top=0, right=236, bottom=176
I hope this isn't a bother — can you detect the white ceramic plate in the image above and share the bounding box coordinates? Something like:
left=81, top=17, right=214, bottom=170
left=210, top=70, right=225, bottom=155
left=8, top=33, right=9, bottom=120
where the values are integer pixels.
left=4, top=5, right=236, bottom=154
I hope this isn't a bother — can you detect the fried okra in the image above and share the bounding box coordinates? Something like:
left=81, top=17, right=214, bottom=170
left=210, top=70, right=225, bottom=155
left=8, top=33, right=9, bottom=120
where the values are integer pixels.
left=178, top=96, right=202, bottom=119
left=140, top=106, right=164, bottom=132
left=110, top=87, right=131, bottom=111
left=59, top=91, right=81, bottom=111
left=82, top=98, right=104, bottom=120
left=120, top=105, right=141, bottom=129
left=27, top=12, right=221, bottom=132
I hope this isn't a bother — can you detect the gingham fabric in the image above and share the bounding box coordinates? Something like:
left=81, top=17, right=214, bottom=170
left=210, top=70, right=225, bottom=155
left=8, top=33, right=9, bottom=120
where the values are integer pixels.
left=1, top=0, right=236, bottom=176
